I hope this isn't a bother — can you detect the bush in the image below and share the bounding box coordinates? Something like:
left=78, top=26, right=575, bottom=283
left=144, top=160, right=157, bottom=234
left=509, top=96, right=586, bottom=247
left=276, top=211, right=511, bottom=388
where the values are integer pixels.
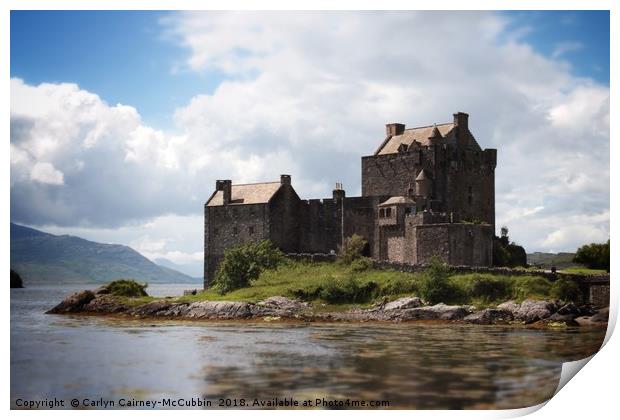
left=510, top=276, right=552, bottom=301
left=349, top=257, right=374, bottom=272
left=418, top=256, right=460, bottom=304
left=378, top=275, right=419, bottom=297
left=320, top=275, right=378, bottom=304
left=469, top=275, right=512, bottom=303
left=108, top=279, right=148, bottom=297
left=574, top=240, right=610, bottom=271
left=493, top=226, right=527, bottom=267
left=338, top=234, right=368, bottom=264
left=214, top=240, right=285, bottom=293
left=551, top=277, right=582, bottom=303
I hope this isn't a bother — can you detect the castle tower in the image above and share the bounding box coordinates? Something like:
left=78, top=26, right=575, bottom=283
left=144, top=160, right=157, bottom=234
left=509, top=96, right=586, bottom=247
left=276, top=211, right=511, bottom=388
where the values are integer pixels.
left=415, top=169, right=431, bottom=198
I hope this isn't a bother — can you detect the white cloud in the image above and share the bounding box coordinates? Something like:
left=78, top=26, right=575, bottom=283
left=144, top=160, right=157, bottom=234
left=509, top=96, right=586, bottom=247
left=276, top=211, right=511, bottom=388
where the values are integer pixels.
left=551, top=41, right=583, bottom=59
left=11, top=11, right=609, bottom=255
left=30, top=162, right=64, bottom=185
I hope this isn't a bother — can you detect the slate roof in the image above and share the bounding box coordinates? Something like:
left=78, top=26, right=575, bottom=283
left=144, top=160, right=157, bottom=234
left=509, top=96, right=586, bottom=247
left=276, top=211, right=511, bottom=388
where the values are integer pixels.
left=378, top=196, right=416, bottom=207
left=375, top=122, right=455, bottom=155
left=206, top=182, right=282, bottom=206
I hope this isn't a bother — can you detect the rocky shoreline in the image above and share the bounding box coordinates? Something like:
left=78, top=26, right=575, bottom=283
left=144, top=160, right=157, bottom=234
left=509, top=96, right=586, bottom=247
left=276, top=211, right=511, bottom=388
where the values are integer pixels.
left=46, top=287, right=609, bottom=327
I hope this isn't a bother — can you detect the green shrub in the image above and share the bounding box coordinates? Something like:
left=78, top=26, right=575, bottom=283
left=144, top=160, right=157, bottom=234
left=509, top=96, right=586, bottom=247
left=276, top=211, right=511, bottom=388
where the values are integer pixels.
left=551, top=277, right=582, bottom=303
left=338, top=234, right=368, bottom=264
left=468, top=275, right=512, bottom=303
left=320, top=275, right=378, bottom=304
left=107, top=279, right=148, bottom=297
left=214, top=240, right=285, bottom=294
left=378, top=275, right=419, bottom=297
left=349, top=256, right=374, bottom=272
left=574, top=240, right=610, bottom=271
left=510, top=276, right=552, bottom=301
left=418, top=256, right=461, bottom=304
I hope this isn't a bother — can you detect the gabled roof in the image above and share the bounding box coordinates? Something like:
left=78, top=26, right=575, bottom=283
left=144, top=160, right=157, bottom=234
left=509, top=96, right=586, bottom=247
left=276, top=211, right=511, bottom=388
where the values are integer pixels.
left=378, top=196, right=416, bottom=207
left=206, top=182, right=282, bottom=206
left=416, top=169, right=429, bottom=181
left=375, top=122, right=455, bottom=155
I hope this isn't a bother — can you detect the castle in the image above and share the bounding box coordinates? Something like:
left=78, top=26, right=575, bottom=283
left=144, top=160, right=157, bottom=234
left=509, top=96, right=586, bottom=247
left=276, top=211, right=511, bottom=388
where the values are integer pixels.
left=203, top=112, right=497, bottom=289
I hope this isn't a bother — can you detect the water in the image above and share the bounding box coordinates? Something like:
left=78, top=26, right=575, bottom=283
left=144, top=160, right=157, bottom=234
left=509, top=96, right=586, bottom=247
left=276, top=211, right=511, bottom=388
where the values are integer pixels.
left=11, top=284, right=606, bottom=409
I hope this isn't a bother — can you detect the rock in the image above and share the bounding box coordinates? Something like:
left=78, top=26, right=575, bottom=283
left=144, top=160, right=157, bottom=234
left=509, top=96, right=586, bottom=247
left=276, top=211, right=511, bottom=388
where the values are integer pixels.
left=131, top=300, right=178, bottom=317
left=497, top=300, right=519, bottom=313
left=464, top=308, right=513, bottom=325
left=548, top=312, right=578, bottom=323
left=591, top=307, right=609, bottom=323
left=394, top=304, right=469, bottom=321
left=252, top=296, right=310, bottom=317
left=46, top=290, right=95, bottom=314
left=184, top=301, right=253, bottom=319
left=93, top=285, right=111, bottom=295
left=577, top=304, right=598, bottom=316
left=383, top=297, right=423, bottom=311
left=556, top=303, right=578, bottom=315
left=513, top=300, right=559, bottom=324
left=82, top=295, right=129, bottom=313
left=574, top=307, right=608, bottom=326
left=257, top=296, right=309, bottom=311
left=10, top=270, right=24, bottom=288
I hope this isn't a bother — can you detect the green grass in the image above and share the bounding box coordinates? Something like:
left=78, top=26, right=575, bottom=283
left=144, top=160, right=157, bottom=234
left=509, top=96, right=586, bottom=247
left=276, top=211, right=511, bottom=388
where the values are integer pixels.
left=559, top=266, right=607, bottom=275
left=172, top=261, right=571, bottom=308
left=108, top=262, right=584, bottom=309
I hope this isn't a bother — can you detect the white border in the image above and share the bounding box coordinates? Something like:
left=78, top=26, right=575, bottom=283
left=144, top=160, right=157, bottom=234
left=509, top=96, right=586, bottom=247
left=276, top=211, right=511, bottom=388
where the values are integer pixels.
left=3, top=1, right=616, bottom=419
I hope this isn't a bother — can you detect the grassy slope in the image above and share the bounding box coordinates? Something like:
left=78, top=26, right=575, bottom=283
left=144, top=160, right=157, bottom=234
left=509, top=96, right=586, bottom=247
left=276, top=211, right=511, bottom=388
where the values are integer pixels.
left=172, top=262, right=561, bottom=309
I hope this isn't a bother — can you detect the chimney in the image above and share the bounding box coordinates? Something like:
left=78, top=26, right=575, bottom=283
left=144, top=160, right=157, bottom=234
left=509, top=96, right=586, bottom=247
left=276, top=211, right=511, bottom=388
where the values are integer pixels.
left=333, top=182, right=346, bottom=200
left=453, top=112, right=469, bottom=131
left=385, top=123, right=406, bottom=137
left=280, top=174, right=291, bottom=186
left=215, top=179, right=232, bottom=205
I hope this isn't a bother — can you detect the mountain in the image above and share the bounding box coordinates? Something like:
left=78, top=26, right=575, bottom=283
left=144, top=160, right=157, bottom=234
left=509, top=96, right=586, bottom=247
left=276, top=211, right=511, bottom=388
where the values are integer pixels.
left=527, top=252, right=576, bottom=269
left=154, top=257, right=203, bottom=278
left=10, top=223, right=200, bottom=285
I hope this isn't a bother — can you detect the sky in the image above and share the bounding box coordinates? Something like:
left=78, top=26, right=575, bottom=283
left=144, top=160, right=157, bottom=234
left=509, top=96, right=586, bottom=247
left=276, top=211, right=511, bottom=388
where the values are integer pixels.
left=10, top=10, right=610, bottom=277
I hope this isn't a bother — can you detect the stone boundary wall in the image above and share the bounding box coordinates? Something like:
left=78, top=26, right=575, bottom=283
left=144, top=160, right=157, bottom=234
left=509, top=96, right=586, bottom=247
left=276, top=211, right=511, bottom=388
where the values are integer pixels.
left=285, top=253, right=338, bottom=263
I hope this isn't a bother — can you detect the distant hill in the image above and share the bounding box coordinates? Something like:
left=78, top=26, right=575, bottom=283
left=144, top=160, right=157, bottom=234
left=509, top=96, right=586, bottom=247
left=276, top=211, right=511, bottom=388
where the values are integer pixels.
left=154, top=257, right=203, bottom=278
left=527, top=252, right=576, bottom=269
left=10, top=223, right=200, bottom=285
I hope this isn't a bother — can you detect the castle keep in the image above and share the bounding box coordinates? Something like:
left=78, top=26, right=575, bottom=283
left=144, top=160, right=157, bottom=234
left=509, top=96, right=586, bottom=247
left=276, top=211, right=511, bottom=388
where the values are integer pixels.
left=204, top=112, right=497, bottom=289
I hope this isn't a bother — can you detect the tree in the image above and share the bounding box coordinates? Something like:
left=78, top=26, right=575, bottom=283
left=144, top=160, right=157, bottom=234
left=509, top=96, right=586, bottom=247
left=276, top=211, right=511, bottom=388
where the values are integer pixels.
left=493, top=226, right=527, bottom=267
left=574, top=240, right=610, bottom=272
left=213, top=240, right=284, bottom=293
left=338, top=234, right=368, bottom=264
left=418, top=256, right=458, bottom=304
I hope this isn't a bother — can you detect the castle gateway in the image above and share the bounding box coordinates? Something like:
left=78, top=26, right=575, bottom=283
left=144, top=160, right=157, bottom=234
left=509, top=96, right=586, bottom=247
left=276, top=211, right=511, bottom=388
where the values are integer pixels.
left=204, top=112, right=497, bottom=289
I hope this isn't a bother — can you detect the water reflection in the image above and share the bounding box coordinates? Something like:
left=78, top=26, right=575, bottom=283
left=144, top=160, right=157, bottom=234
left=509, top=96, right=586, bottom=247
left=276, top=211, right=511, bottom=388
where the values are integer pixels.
left=11, top=285, right=606, bottom=410
left=198, top=324, right=605, bottom=409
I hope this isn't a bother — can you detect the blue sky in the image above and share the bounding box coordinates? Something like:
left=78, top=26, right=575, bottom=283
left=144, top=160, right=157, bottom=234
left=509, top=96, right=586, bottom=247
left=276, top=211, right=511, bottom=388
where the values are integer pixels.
left=11, top=10, right=225, bottom=129
left=11, top=11, right=609, bottom=129
left=10, top=11, right=610, bottom=274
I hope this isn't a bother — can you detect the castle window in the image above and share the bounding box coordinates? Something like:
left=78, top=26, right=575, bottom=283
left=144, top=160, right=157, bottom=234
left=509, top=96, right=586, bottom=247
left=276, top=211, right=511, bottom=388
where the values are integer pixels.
left=233, top=226, right=238, bottom=235
left=379, top=208, right=385, bottom=218
left=386, top=208, right=392, bottom=218
left=405, top=207, right=412, bottom=215
left=468, top=195, right=473, bottom=205
left=248, top=226, right=255, bottom=235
